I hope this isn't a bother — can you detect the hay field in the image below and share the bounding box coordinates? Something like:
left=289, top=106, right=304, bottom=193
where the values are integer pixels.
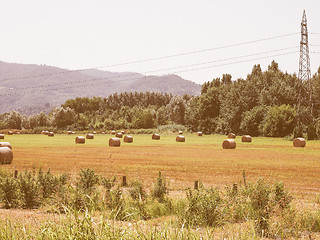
left=2, top=133, right=320, bottom=198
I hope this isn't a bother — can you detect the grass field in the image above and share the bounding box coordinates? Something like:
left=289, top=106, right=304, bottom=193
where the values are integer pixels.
left=2, top=133, right=320, bottom=200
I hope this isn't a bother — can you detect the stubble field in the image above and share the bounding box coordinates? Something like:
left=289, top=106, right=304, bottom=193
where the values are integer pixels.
left=2, top=133, right=320, bottom=200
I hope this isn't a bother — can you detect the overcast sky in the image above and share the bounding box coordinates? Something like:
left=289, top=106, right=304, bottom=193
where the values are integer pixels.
left=1, top=0, right=320, bottom=84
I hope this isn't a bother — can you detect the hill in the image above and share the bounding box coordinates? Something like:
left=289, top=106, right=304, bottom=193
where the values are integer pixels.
left=0, top=61, right=201, bottom=114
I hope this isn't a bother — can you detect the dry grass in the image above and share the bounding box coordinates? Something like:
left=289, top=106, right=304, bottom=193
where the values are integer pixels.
left=2, top=134, right=320, bottom=200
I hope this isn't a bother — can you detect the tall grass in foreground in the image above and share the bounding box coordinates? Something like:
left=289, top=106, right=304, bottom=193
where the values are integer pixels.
left=0, top=168, right=320, bottom=239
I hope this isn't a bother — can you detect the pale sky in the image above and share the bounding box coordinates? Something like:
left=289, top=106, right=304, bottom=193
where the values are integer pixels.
left=1, top=0, right=320, bottom=84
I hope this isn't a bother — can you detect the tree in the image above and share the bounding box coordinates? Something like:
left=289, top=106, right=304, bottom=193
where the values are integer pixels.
left=166, top=96, right=186, bottom=125
left=52, top=107, right=76, bottom=129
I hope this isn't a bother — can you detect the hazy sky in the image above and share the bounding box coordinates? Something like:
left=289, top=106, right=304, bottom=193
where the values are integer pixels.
left=1, top=0, right=320, bottom=84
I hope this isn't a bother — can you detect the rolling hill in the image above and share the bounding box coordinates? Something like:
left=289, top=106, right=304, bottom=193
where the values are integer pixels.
left=0, top=61, right=201, bottom=114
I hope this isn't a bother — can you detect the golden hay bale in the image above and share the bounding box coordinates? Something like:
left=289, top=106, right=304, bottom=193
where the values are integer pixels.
left=111, top=131, right=116, bottom=135
left=176, top=135, right=185, bottom=142
left=196, top=131, right=203, bottom=136
left=222, top=139, right=236, bottom=149
left=293, top=138, right=306, bottom=147
left=86, top=134, right=94, bottom=139
left=0, top=142, right=12, bottom=150
left=109, top=137, right=121, bottom=147
left=241, top=135, right=252, bottom=142
left=48, top=132, right=54, bottom=137
left=115, top=132, right=123, bottom=138
left=8, top=131, right=13, bottom=135
left=228, top=133, right=236, bottom=138
left=75, top=136, right=85, bottom=144
left=93, top=132, right=97, bottom=134
left=72, top=132, right=75, bottom=134
left=44, top=131, right=49, bottom=135
left=178, top=131, right=183, bottom=135
left=0, top=134, right=4, bottom=139
left=67, top=131, right=72, bottom=134
left=0, top=147, right=13, bottom=164
left=152, top=133, right=160, bottom=140
left=102, top=132, right=106, bottom=134
left=124, top=135, right=133, bottom=143
left=121, top=130, right=125, bottom=134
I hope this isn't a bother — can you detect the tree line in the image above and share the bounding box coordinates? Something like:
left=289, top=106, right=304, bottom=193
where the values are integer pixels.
left=1, top=61, right=320, bottom=139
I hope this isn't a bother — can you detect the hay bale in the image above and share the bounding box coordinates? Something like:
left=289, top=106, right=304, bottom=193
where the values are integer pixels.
left=228, top=133, right=236, bottom=138
left=109, top=137, right=121, bottom=147
left=44, top=131, right=49, bottom=135
left=222, top=139, right=236, bottom=149
left=178, top=131, right=183, bottom=135
left=124, top=135, right=133, bottom=143
left=0, top=147, right=13, bottom=164
left=196, top=131, right=203, bottom=136
left=293, top=138, right=306, bottom=147
left=121, top=130, right=125, bottom=134
left=0, top=134, right=4, bottom=139
left=75, top=136, right=85, bottom=144
left=241, top=135, right=252, bottom=142
left=176, top=135, right=185, bottom=142
left=111, top=131, right=116, bottom=135
left=48, top=132, right=54, bottom=137
left=93, top=131, right=97, bottom=134
left=72, top=132, right=75, bottom=134
left=152, top=133, right=160, bottom=140
left=0, top=142, right=12, bottom=150
left=101, top=132, right=106, bottom=134
left=86, top=134, right=94, bottom=139
left=115, top=132, right=123, bottom=138
left=67, top=131, right=72, bottom=135
left=8, top=131, right=13, bottom=135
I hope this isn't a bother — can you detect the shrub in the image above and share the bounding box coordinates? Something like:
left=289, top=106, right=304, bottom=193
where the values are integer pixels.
left=129, top=180, right=147, bottom=201
left=0, top=176, right=20, bottom=208
left=18, top=169, right=40, bottom=208
left=77, top=168, right=99, bottom=195
left=151, top=172, right=168, bottom=202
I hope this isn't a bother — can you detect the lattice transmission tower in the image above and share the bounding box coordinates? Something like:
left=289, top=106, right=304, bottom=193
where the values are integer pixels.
left=296, top=10, right=313, bottom=132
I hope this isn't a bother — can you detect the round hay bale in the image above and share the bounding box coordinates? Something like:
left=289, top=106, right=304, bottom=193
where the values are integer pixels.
left=44, top=131, right=49, bottom=135
left=178, top=131, right=183, bottom=135
left=75, top=136, right=85, bottom=144
left=293, top=138, right=306, bottom=147
left=0, top=142, right=12, bottom=150
left=86, top=134, right=94, bottom=139
left=0, top=134, right=4, bottom=139
left=111, top=131, right=116, bottom=135
left=176, top=135, right=185, bottom=142
left=101, top=132, right=106, bottom=134
left=241, top=135, right=252, bottom=142
left=152, top=133, right=160, bottom=140
left=124, top=135, right=133, bottom=143
left=0, top=147, right=13, bottom=164
left=121, top=130, right=125, bottom=134
left=115, top=132, right=123, bottom=138
left=72, top=132, right=75, bottom=134
left=196, top=131, right=203, bottom=136
left=67, top=131, right=72, bottom=135
left=48, top=132, right=54, bottom=137
left=8, top=131, right=13, bottom=135
left=228, top=133, right=236, bottom=138
left=93, top=131, right=97, bottom=134
left=109, top=137, right=121, bottom=147
left=222, top=139, right=236, bottom=149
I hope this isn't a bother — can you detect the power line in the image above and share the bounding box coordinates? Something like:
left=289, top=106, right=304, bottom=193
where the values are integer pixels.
left=0, top=32, right=299, bottom=83
left=0, top=50, right=298, bottom=96
left=2, top=46, right=298, bottom=93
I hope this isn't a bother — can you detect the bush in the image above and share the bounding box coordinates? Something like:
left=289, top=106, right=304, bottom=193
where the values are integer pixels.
left=151, top=172, right=168, bottom=202
left=129, top=180, right=147, bottom=201
left=77, top=168, right=99, bottom=195
left=0, top=176, right=20, bottom=208
left=18, top=169, right=40, bottom=208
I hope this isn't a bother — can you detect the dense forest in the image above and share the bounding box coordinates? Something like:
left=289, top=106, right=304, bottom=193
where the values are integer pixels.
left=1, top=61, right=320, bottom=139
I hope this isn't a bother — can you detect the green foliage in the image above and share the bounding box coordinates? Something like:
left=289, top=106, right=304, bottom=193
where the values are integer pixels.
left=0, top=176, right=20, bottom=208
left=77, top=168, right=99, bottom=195
left=240, top=105, right=267, bottom=136
left=261, top=104, right=296, bottom=137
left=129, top=180, right=147, bottom=201
left=18, top=169, right=40, bottom=208
left=151, top=172, right=168, bottom=202
left=37, top=168, right=60, bottom=199
left=184, top=187, right=222, bottom=227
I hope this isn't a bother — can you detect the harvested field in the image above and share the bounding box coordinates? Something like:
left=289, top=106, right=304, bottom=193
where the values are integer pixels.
left=2, top=134, right=320, bottom=199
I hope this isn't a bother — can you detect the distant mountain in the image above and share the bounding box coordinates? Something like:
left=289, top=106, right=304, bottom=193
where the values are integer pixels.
left=0, top=61, right=201, bottom=114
